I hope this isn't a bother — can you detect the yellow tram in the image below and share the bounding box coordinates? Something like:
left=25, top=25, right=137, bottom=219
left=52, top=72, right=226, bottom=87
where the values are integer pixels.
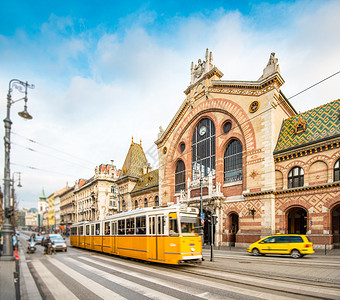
left=70, top=204, right=202, bottom=265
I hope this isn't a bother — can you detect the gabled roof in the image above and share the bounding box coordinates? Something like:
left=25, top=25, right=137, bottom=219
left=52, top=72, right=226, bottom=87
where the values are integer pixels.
left=274, top=99, right=340, bottom=154
left=131, top=169, right=159, bottom=194
left=119, top=141, right=148, bottom=179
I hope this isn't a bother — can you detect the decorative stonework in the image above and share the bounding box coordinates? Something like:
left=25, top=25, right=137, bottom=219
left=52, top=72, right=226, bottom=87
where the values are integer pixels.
left=190, top=48, right=214, bottom=85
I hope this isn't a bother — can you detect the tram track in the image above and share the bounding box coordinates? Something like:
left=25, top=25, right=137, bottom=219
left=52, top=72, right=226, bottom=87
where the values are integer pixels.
left=162, top=263, right=340, bottom=299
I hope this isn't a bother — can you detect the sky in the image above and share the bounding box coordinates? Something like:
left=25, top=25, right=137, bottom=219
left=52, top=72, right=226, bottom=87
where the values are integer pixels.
left=0, top=0, right=339, bottom=210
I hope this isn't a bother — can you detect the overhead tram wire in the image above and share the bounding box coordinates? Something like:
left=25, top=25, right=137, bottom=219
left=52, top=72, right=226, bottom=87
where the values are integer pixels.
left=12, top=131, right=97, bottom=166
left=287, top=70, right=340, bottom=100
left=11, top=141, right=93, bottom=170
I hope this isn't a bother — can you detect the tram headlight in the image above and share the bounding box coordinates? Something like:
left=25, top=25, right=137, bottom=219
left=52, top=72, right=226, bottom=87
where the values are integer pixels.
left=191, top=247, right=195, bottom=252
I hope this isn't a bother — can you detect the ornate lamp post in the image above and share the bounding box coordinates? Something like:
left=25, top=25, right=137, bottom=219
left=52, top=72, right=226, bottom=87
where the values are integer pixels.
left=2, top=79, right=34, bottom=259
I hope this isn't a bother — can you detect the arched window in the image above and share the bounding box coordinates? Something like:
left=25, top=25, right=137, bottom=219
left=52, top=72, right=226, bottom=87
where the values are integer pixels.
left=335, top=159, right=340, bottom=182
left=192, top=118, right=216, bottom=179
left=135, top=200, right=138, bottom=209
left=224, top=140, right=243, bottom=182
left=155, top=196, right=159, bottom=207
left=175, top=160, right=186, bottom=193
left=288, top=167, right=304, bottom=188
left=144, top=198, right=148, bottom=208
left=122, top=200, right=126, bottom=211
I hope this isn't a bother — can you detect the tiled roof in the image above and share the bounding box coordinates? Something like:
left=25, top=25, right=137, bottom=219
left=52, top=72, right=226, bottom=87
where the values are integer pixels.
left=119, top=142, right=148, bottom=179
left=274, top=99, right=340, bottom=153
left=131, top=169, right=159, bottom=194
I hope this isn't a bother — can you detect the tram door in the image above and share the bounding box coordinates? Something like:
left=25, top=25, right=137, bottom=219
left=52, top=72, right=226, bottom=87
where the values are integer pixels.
left=111, top=221, right=118, bottom=254
left=148, top=215, right=165, bottom=261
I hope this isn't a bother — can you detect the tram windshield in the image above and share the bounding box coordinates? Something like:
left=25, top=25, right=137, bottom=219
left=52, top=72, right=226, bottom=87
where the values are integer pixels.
left=180, top=216, right=199, bottom=236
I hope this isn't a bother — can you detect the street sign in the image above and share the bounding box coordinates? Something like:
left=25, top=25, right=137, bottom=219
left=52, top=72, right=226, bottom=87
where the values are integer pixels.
left=201, top=213, right=205, bottom=220
left=201, top=219, right=205, bottom=225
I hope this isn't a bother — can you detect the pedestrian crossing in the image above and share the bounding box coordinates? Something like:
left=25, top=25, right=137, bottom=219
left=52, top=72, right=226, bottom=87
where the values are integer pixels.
left=29, top=251, right=299, bottom=300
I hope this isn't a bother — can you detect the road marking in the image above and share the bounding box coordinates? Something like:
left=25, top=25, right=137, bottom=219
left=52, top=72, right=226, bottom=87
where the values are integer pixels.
left=79, top=255, right=295, bottom=300
left=47, top=257, right=126, bottom=300
left=64, top=257, right=178, bottom=300
left=33, top=260, right=78, bottom=300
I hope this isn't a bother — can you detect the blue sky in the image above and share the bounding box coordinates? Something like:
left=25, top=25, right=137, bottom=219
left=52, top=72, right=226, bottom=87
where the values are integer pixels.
left=0, top=0, right=339, bottom=209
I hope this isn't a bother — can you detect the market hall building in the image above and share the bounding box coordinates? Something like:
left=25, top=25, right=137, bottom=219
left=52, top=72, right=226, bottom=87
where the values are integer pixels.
left=155, top=49, right=340, bottom=249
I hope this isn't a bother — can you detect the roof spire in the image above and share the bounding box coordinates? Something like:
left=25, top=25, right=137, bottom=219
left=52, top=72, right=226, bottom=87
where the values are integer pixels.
left=131, top=136, right=134, bottom=144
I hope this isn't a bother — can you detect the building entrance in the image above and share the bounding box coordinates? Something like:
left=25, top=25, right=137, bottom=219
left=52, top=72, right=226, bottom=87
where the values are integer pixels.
left=331, top=203, right=340, bottom=247
left=229, top=213, right=239, bottom=247
left=287, top=207, right=307, bottom=234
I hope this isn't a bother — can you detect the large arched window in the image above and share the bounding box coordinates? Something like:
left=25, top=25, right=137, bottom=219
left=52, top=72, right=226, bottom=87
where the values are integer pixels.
left=175, top=160, right=186, bottom=193
left=288, top=167, right=304, bottom=188
left=224, top=140, right=243, bottom=182
left=144, top=198, right=148, bottom=208
left=335, top=159, right=340, bottom=182
left=192, top=118, right=216, bottom=179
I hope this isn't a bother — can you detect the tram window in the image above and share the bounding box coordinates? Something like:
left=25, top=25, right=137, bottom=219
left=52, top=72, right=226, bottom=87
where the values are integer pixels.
left=86, top=225, right=90, bottom=235
left=149, top=217, right=156, bottom=235
left=118, top=219, right=125, bottom=235
left=180, top=217, right=198, bottom=235
left=136, top=216, right=146, bottom=234
left=91, top=224, right=94, bottom=235
left=71, top=227, right=77, bottom=235
left=79, top=226, right=84, bottom=235
left=104, top=222, right=110, bottom=235
left=169, top=219, right=178, bottom=236
left=157, top=216, right=164, bottom=235
left=95, top=223, right=100, bottom=235
left=126, top=218, right=135, bottom=235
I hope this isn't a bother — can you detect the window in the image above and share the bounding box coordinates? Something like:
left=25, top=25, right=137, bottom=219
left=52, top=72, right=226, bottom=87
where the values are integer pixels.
left=288, top=167, right=304, bottom=188
left=91, top=224, right=94, bottom=235
left=95, top=223, right=100, bottom=235
left=224, top=140, right=243, bottom=183
left=79, top=226, right=84, bottom=235
left=135, top=200, right=138, bottom=209
left=223, top=121, right=232, bottom=134
left=335, top=159, right=340, bottom=182
left=122, top=200, right=126, bottom=211
left=157, top=216, right=164, bottom=235
left=155, top=196, right=159, bottom=207
left=86, top=225, right=90, bottom=235
left=111, top=186, right=115, bottom=193
left=118, top=220, right=125, bottom=235
left=104, top=222, right=110, bottom=235
left=175, top=160, right=186, bottom=193
left=126, top=218, right=135, bottom=234
left=192, top=118, right=216, bottom=179
left=144, top=198, right=148, bottom=208
left=136, top=216, right=146, bottom=234
left=180, top=142, right=185, bottom=153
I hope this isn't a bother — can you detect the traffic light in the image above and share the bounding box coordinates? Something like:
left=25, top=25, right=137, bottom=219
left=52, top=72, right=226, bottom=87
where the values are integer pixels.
left=5, top=207, right=14, bottom=218
left=206, top=214, right=211, bottom=223
left=212, top=215, right=218, bottom=225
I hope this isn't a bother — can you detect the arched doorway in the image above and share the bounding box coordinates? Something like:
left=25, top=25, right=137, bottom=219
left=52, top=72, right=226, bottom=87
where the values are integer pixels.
left=331, top=204, right=340, bottom=247
left=229, top=213, right=239, bottom=247
left=287, top=207, right=307, bottom=234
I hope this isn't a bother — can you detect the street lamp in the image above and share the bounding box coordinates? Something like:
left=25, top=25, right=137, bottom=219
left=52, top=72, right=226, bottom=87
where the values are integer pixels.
left=10, top=172, right=22, bottom=229
left=2, top=79, right=34, bottom=260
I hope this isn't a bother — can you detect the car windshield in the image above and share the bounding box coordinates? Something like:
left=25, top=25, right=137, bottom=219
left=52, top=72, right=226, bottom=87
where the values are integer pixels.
left=50, top=236, right=64, bottom=242
left=35, top=236, right=43, bottom=240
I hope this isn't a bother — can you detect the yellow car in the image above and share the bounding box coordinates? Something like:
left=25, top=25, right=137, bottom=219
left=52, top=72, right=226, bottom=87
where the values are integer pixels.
left=247, top=234, right=315, bottom=258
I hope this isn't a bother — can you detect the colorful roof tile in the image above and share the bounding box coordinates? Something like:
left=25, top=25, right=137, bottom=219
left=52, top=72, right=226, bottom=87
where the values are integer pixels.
left=131, top=169, right=159, bottom=194
left=119, top=142, right=149, bottom=179
left=274, top=99, right=340, bottom=153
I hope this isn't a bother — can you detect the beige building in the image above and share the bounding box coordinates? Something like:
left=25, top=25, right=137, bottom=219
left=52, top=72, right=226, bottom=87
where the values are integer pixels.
left=75, top=163, right=120, bottom=222
left=60, top=186, right=75, bottom=230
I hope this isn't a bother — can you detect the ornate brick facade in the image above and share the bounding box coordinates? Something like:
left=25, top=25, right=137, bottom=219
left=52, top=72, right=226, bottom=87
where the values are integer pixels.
left=156, top=49, right=340, bottom=249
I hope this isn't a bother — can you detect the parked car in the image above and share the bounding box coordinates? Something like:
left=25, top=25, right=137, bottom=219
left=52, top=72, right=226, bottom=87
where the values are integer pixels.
left=247, top=234, right=314, bottom=258
left=48, top=234, right=67, bottom=252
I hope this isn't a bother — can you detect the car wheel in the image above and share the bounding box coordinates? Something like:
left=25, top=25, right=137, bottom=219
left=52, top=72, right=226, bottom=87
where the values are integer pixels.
left=291, top=249, right=301, bottom=259
left=252, top=248, right=261, bottom=256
